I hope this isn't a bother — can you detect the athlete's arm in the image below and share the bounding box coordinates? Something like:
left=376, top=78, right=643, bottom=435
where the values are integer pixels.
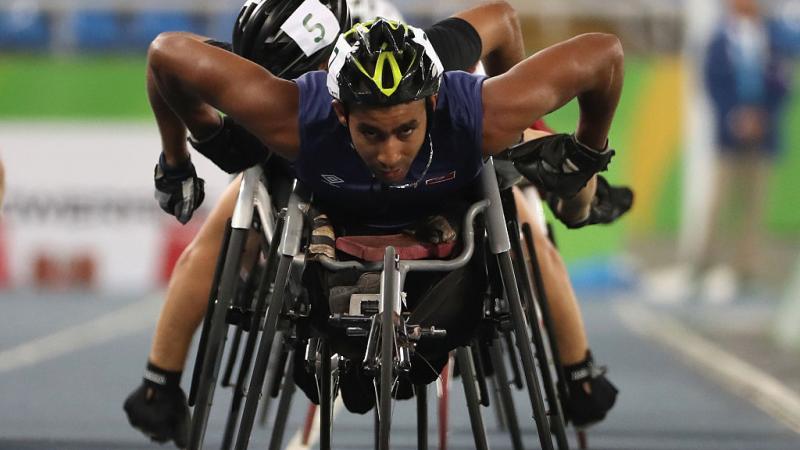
left=147, top=32, right=301, bottom=160
left=452, top=0, right=524, bottom=75
left=481, top=33, right=624, bottom=155
left=425, top=1, right=523, bottom=75
left=147, top=33, right=239, bottom=166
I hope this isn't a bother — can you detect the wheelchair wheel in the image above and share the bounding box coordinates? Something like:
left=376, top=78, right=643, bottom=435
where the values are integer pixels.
left=264, top=348, right=296, bottom=450
left=232, top=252, right=294, bottom=450
left=516, top=222, right=570, bottom=449
left=377, top=246, right=398, bottom=450
left=496, top=249, right=555, bottom=450
left=456, top=346, right=489, bottom=450
left=220, top=218, right=286, bottom=450
left=188, top=220, right=232, bottom=408
left=188, top=223, right=251, bottom=450
left=508, top=220, right=569, bottom=450
left=488, top=335, right=524, bottom=450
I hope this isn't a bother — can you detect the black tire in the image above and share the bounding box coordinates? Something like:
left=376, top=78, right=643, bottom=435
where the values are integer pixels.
left=220, top=216, right=286, bottom=450
left=268, top=350, right=297, bottom=450
left=233, top=254, right=294, bottom=450
left=188, top=220, right=233, bottom=407
left=488, top=336, right=524, bottom=450
left=188, top=226, right=250, bottom=450
left=497, top=250, right=555, bottom=450
left=456, top=346, right=489, bottom=450
left=522, top=222, right=571, bottom=409
left=508, top=223, right=569, bottom=449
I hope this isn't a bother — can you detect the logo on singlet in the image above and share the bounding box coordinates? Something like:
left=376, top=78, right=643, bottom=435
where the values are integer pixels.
left=425, top=171, right=456, bottom=186
left=321, top=174, right=344, bottom=188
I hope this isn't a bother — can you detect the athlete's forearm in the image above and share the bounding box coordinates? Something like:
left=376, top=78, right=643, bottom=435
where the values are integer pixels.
left=482, top=33, right=624, bottom=153
left=455, top=1, right=525, bottom=76
left=147, top=64, right=221, bottom=167
left=147, top=68, right=189, bottom=166
left=572, top=36, right=624, bottom=150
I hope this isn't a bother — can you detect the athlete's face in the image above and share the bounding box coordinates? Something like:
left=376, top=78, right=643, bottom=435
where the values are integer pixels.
left=334, top=99, right=429, bottom=184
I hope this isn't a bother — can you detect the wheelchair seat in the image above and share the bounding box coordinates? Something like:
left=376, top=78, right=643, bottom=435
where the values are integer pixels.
left=335, top=234, right=456, bottom=262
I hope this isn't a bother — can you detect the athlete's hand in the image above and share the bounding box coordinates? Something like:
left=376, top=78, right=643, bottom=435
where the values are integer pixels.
left=506, top=133, right=615, bottom=198
left=407, top=215, right=457, bottom=244
left=154, top=154, right=205, bottom=224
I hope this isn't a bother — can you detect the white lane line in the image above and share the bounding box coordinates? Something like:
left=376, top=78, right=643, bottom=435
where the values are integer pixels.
left=0, top=293, right=162, bottom=373
left=617, top=301, right=800, bottom=434
left=285, top=397, right=345, bottom=450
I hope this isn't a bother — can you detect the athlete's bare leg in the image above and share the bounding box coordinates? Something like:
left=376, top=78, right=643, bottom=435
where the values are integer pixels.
left=148, top=175, right=242, bottom=371
left=513, top=186, right=589, bottom=365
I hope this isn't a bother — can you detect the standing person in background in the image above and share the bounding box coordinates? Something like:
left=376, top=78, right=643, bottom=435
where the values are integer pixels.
left=701, top=0, right=800, bottom=296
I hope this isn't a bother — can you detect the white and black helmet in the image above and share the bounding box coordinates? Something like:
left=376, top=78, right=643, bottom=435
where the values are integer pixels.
left=233, top=0, right=351, bottom=79
left=327, top=18, right=443, bottom=106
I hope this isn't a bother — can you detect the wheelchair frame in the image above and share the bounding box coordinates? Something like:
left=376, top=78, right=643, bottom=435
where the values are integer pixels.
left=186, top=158, right=576, bottom=450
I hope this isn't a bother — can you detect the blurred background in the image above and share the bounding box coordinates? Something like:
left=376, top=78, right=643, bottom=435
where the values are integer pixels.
left=1, top=0, right=799, bottom=448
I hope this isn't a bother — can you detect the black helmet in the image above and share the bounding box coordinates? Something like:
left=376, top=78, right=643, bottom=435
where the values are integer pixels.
left=327, top=18, right=443, bottom=106
left=233, top=0, right=350, bottom=79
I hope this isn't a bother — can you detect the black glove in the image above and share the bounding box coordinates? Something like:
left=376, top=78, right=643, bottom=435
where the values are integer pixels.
left=588, top=175, right=633, bottom=225
left=154, top=153, right=205, bottom=224
left=546, top=175, right=634, bottom=229
left=562, top=350, right=618, bottom=429
left=123, top=362, right=190, bottom=448
left=505, top=133, right=615, bottom=198
left=188, top=116, right=268, bottom=174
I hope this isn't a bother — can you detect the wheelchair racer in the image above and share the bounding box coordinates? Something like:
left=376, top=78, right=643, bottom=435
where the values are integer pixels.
left=128, top=0, right=621, bottom=443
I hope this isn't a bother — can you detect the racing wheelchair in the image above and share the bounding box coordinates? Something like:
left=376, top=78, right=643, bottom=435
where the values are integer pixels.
left=185, top=157, right=580, bottom=450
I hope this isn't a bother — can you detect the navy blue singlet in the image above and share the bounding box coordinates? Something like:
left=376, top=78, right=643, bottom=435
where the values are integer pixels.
left=294, top=70, right=486, bottom=231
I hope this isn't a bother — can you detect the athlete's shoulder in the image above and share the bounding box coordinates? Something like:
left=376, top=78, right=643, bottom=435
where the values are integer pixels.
left=296, top=70, right=334, bottom=124
left=295, top=70, right=329, bottom=91
left=438, top=70, right=485, bottom=114
left=440, top=70, right=486, bottom=97
left=435, top=71, right=486, bottom=149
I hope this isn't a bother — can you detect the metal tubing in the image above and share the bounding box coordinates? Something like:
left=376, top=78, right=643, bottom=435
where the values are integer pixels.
left=317, top=200, right=489, bottom=273
left=480, top=158, right=512, bottom=255
left=319, top=341, right=332, bottom=450
left=378, top=247, right=399, bottom=450
left=231, top=167, right=260, bottom=230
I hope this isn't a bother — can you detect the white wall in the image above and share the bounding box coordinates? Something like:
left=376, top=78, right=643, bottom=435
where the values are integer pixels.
left=0, top=122, right=232, bottom=291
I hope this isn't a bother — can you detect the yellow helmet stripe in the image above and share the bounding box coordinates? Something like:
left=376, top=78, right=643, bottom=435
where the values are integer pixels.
left=351, top=43, right=403, bottom=98
left=343, top=18, right=406, bottom=38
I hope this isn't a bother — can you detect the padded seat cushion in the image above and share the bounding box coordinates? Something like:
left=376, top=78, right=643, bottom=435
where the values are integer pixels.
left=335, top=234, right=455, bottom=262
